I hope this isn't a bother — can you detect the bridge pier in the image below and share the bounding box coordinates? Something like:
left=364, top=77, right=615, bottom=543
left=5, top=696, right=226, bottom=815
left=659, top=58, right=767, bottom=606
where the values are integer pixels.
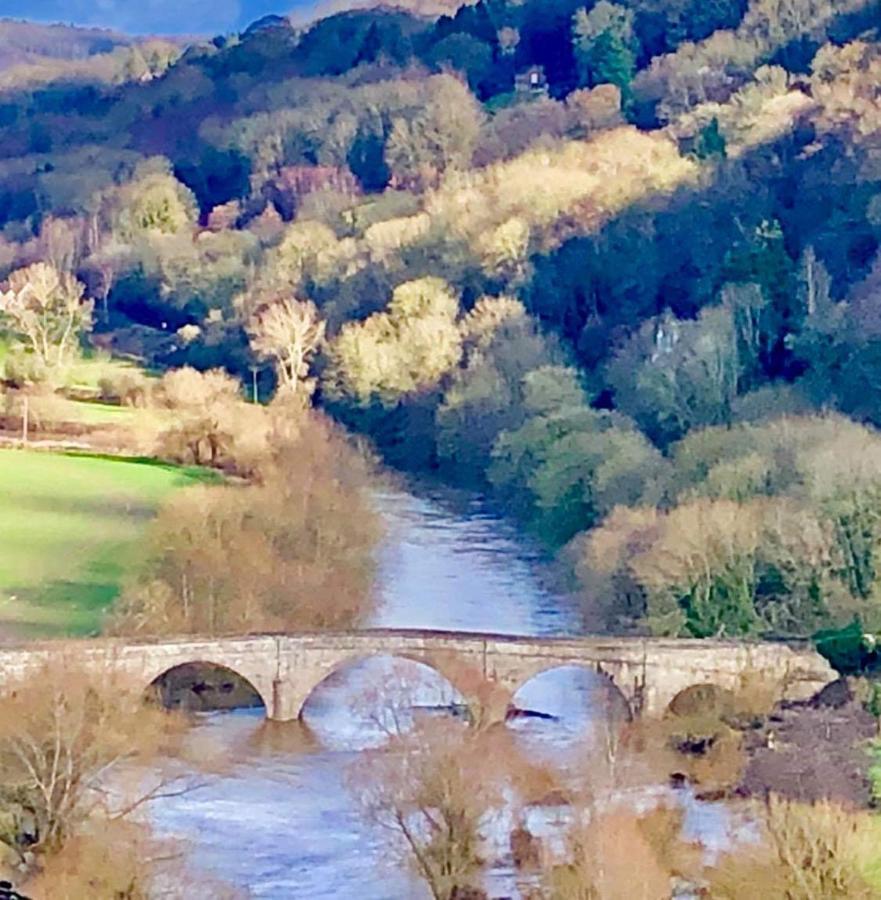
left=271, top=678, right=304, bottom=722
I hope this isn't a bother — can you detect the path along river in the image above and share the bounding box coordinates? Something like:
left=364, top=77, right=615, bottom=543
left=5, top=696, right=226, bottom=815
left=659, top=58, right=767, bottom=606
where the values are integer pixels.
left=148, top=486, right=736, bottom=898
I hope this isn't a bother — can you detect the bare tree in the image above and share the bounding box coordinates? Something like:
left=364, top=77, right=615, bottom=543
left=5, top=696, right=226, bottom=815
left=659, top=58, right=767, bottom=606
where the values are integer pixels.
left=111, top=413, right=381, bottom=636
left=797, top=245, right=832, bottom=319
left=0, top=663, right=193, bottom=869
left=248, top=297, right=325, bottom=397
left=540, top=700, right=702, bottom=900
left=154, top=366, right=245, bottom=468
left=351, top=720, right=504, bottom=900
left=38, top=217, right=83, bottom=275
left=0, top=263, right=93, bottom=374
left=87, top=244, right=124, bottom=325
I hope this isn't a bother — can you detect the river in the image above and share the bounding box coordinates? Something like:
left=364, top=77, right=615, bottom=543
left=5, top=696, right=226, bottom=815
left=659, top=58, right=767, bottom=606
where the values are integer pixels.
left=147, top=486, right=734, bottom=898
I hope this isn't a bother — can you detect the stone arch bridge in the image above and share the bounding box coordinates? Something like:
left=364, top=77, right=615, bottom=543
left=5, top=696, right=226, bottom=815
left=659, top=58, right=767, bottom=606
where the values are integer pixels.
left=0, top=630, right=835, bottom=722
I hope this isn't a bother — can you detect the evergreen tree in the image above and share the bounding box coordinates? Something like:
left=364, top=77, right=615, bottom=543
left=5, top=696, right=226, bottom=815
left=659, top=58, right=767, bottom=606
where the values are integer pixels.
left=693, top=117, right=727, bottom=161
left=583, top=28, right=635, bottom=93
left=573, top=2, right=637, bottom=96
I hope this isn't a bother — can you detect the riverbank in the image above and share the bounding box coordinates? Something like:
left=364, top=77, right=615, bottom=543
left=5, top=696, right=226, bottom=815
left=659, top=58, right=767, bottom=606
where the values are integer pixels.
left=737, top=680, right=878, bottom=809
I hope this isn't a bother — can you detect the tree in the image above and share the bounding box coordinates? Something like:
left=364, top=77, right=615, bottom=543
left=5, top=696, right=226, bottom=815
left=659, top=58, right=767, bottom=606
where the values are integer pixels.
left=572, top=505, right=660, bottom=629
left=490, top=366, right=665, bottom=543
left=352, top=721, right=503, bottom=900
left=709, top=796, right=880, bottom=899
left=529, top=424, right=666, bottom=545
left=111, top=414, right=381, bottom=636
left=692, top=116, right=728, bottom=159
left=607, top=306, right=742, bottom=446
left=545, top=809, right=674, bottom=899
left=24, top=817, right=237, bottom=900
left=796, top=245, right=832, bottom=319
left=661, top=414, right=881, bottom=611
left=0, top=664, right=188, bottom=868
left=105, top=160, right=197, bottom=242
left=820, top=481, right=881, bottom=602
left=489, top=365, right=598, bottom=518
left=632, top=498, right=765, bottom=637
left=155, top=367, right=247, bottom=468
left=721, top=218, right=795, bottom=376
left=385, top=76, right=483, bottom=190
left=38, top=217, right=83, bottom=275
left=541, top=701, right=699, bottom=898
left=248, top=297, right=326, bottom=397
left=573, top=2, right=637, bottom=94
left=595, top=490, right=852, bottom=639
left=426, top=34, right=495, bottom=96
left=324, top=278, right=463, bottom=407
left=84, top=241, right=125, bottom=325
left=258, top=221, right=341, bottom=299
left=0, top=263, right=93, bottom=376
left=437, top=301, right=560, bottom=478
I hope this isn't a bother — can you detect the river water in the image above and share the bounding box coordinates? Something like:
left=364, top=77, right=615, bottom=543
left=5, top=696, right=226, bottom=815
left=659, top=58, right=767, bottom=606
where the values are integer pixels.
left=147, top=487, right=733, bottom=898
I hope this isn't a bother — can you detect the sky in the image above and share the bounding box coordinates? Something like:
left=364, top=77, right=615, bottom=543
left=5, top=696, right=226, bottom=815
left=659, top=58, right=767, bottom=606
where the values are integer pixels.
left=0, top=0, right=314, bottom=36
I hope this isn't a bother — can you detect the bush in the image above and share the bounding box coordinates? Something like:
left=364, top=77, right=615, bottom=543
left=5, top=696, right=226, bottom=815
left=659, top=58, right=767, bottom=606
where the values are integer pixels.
left=709, top=796, right=881, bottom=899
left=97, top=369, right=152, bottom=407
left=2, top=348, right=49, bottom=388
left=814, top=619, right=877, bottom=676
left=110, top=414, right=381, bottom=635
left=1, top=386, right=71, bottom=433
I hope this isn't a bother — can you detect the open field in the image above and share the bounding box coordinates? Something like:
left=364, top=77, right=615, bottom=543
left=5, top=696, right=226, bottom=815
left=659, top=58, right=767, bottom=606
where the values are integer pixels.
left=60, top=399, right=142, bottom=425
left=0, top=449, right=214, bottom=637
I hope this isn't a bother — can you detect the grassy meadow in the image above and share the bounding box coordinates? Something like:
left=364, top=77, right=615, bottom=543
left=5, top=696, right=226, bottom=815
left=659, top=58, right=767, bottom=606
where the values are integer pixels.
left=0, top=449, right=213, bottom=637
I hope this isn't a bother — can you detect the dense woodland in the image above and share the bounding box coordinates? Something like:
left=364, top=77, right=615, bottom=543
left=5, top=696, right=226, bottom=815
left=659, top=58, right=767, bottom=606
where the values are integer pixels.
left=2, top=0, right=881, bottom=645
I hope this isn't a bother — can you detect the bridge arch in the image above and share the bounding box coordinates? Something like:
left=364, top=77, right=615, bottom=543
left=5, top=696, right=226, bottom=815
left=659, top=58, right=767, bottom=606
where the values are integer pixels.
left=510, top=663, right=633, bottom=723
left=147, top=661, right=268, bottom=713
left=292, top=653, right=471, bottom=725
left=665, top=683, right=737, bottom=718
left=140, top=654, right=275, bottom=715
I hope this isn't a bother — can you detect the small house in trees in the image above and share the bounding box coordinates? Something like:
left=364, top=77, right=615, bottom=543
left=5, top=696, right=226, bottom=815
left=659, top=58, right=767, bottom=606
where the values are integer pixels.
left=515, top=65, right=548, bottom=97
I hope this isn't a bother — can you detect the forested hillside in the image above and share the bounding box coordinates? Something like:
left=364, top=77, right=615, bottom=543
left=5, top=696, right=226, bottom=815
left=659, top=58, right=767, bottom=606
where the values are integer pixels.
left=3, top=0, right=881, bottom=642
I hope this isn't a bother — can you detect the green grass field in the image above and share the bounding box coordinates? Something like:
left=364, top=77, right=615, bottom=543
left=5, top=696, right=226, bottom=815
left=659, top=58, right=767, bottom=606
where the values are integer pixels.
left=0, top=449, right=213, bottom=637
left=59, top=398, right=142, bottom=426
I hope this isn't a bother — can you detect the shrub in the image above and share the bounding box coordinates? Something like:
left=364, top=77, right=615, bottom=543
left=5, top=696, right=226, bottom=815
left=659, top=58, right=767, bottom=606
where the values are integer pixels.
left=97, top=369, right=152, bottom=407
left=709, top=796, right=881, bottom=899
left=2, top=348, right=49, bottom=388
left=110, top=414, right=381, bottom=635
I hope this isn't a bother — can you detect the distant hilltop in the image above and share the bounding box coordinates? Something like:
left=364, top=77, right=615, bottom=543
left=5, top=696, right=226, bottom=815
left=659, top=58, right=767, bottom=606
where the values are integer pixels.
left=0, top=18, right=189, bottom=74
left=287, top=0, right=474, bottom=30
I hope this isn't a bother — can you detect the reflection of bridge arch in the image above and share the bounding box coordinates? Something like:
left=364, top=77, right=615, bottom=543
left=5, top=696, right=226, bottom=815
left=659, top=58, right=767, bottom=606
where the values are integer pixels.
left=0, top=631, right=836, bottom=723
